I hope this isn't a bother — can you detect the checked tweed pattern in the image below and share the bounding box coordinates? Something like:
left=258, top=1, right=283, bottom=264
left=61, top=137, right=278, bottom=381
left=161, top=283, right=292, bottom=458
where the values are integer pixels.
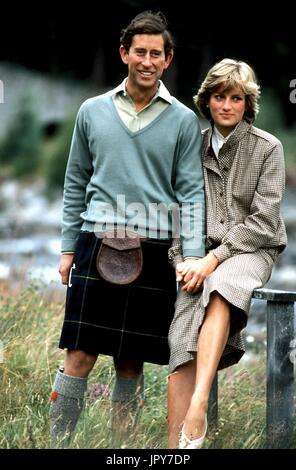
left=168, top=119, right=287, bottom=372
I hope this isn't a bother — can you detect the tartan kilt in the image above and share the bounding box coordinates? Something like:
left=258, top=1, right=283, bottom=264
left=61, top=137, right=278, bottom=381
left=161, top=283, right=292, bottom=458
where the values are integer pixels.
left=59, top=232, right=176, bottom=365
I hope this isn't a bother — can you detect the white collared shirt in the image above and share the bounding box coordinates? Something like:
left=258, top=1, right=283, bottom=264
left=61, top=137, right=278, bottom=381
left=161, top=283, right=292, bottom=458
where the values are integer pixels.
left=211, top=125, right=236, bottom=157
left=112, top=78, right=172, bottom=132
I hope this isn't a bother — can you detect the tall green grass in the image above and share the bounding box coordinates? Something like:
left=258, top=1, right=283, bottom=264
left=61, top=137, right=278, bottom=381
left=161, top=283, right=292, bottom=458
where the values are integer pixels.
left=0, top=284, right=295, bottom=449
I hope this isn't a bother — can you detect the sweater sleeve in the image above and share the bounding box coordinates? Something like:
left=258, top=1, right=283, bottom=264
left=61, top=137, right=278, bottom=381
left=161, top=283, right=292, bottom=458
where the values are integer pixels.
left=211, top=142, right=285, bottom=263
left=61, top=104, right=93, bottom=252
left=174, top=113, right=206, bottom=258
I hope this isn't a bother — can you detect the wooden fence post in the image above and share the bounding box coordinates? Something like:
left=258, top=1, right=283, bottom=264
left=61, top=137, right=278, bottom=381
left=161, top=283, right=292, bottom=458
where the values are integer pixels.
left=253, top=288, right=296, bottom=448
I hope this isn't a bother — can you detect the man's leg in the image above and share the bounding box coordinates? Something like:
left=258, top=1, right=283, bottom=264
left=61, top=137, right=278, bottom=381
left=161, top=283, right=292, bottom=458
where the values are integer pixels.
left=111, top=358, right=144, bottom=443
left=49, top=350, right=97, bottom=448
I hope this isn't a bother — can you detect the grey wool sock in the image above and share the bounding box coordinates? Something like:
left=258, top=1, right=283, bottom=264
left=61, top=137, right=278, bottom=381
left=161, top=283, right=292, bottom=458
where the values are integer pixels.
left=49, top=369, right=87, bottom=449
left=110, top=373, right=145, bottom=444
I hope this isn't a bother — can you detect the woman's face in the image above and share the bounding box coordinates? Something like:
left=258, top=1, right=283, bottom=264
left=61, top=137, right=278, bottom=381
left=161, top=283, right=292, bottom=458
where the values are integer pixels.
left=208, top=86, right=246, bottom=137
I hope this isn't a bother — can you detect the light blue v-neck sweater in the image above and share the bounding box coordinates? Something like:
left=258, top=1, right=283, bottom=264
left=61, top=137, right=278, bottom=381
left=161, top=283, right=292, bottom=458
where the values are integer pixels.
left=61, top=92, right=205, bottom=257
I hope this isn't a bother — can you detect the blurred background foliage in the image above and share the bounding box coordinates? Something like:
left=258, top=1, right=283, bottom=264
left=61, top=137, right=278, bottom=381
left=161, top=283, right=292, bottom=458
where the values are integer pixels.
left=0, top=95, right=76, bottom=197
left=0, top=0, right=295, bottom=452
left=0, top=86, right=295, bottom=194
left=0, top=96, right=42, bottom=179
left=0, top=0, right=295, bottom=191
left=41, top=115, right=76, bottom=198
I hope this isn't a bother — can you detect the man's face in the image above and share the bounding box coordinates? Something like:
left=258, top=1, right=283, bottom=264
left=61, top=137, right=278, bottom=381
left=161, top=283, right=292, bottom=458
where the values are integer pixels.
left=120, top=34, right=173, bottom=93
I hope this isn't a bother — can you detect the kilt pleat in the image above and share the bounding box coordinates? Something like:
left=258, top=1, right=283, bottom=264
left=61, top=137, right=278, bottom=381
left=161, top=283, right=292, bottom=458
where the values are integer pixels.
left=59, top=232, right=176, bottom=365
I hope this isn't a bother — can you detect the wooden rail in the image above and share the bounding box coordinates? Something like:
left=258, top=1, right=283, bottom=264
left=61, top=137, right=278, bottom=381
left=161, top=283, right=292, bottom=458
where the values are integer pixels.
left=208, top=288, right=296, bottom=449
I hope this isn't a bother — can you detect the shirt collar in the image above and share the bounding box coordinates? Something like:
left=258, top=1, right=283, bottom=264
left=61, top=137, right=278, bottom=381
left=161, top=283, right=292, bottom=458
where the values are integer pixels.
left=211, top=125, right=236, bottom=157
left=213, top=125, right=235, bottom=144
left=203, top=119, right=251, bottom=159
left=112, top=78, right=172, bottom=104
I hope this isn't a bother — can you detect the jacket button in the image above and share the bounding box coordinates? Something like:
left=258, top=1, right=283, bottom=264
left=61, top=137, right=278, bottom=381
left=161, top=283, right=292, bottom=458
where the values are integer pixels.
left=220, top=219, right=224, bottom=224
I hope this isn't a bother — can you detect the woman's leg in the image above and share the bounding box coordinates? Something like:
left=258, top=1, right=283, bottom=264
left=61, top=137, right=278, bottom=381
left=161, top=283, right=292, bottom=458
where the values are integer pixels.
left=183, top=291, right=230, bottom=440
left=167, top=359, right=196, bottom=448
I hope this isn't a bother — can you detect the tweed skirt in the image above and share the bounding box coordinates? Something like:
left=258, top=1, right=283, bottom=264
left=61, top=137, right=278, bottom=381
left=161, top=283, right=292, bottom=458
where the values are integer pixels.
left=168, top=248, right=278, bottom=372
left=59, top=232, right=176, bottom=365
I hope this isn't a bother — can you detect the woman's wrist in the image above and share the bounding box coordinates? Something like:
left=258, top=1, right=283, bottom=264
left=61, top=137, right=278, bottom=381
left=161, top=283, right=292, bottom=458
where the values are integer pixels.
left=206, top=251, right=219, bottom=268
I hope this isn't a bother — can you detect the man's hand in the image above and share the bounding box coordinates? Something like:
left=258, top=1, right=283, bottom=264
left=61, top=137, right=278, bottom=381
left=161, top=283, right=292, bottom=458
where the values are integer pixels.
left=59, top=254, right=75, bottom=285
left=176, top=252, right=219, bottom=294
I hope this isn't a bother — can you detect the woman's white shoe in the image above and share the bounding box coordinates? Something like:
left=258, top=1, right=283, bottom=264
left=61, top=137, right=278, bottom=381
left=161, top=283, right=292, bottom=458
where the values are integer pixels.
left=178, top=415, right=207, bottom=449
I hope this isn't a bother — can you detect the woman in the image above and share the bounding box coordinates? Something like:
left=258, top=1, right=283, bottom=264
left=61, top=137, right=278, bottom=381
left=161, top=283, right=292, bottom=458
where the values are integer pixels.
left=167, top=58, right=287, bottom=449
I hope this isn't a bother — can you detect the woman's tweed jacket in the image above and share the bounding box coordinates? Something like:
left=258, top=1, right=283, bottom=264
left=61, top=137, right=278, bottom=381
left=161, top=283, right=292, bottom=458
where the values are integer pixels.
left=168, top=119, right=287, bottom=372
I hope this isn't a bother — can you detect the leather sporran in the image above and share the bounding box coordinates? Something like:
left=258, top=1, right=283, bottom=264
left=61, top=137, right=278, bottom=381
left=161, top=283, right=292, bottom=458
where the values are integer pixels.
left=96, top=229, right=143, bottom=285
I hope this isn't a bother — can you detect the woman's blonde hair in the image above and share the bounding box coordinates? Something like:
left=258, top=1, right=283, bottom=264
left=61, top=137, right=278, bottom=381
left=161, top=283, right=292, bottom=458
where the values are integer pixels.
left=194, top=58, right=260, bottom=123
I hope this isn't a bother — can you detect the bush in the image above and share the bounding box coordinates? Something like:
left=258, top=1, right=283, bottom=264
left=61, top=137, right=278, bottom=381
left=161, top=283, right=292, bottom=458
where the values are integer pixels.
left=43, top=115, right=76, bottom=198
left=256, top=88, right=296, bottom=180
left=0, top=95, right=42, bottom=178
left=255, top=87, right=286, bottom=134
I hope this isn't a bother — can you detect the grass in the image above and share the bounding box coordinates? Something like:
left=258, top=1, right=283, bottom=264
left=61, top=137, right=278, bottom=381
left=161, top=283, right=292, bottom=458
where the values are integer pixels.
left=0, top=282, right=295, bottom=449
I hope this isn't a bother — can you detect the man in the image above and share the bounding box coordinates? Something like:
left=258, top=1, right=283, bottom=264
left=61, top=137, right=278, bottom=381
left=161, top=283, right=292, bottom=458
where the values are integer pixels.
left=50, top=10, right=205, bottom=448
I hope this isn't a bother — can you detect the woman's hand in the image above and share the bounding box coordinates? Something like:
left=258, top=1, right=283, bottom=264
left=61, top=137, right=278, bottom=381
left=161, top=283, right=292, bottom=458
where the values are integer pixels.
left=176, top=252, right=219, bottom=294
